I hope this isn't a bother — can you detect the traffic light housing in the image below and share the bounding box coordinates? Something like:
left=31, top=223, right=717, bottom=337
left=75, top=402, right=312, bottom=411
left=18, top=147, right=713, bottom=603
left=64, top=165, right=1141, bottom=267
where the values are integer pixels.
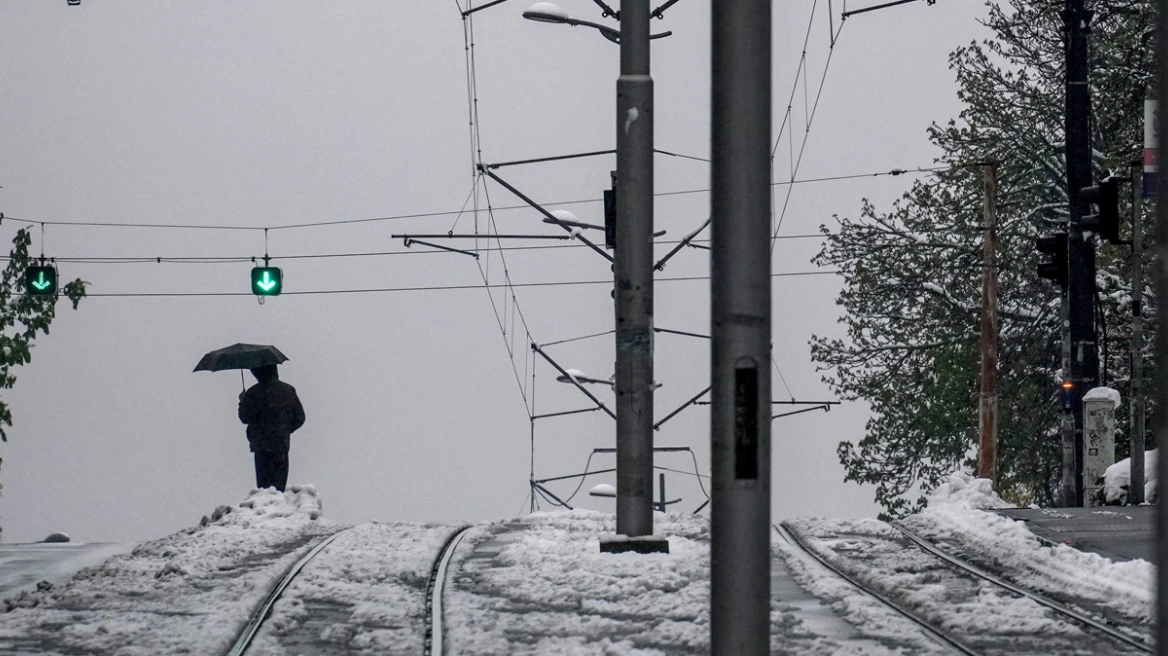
left=1080, top=178, right=1119, bottom=242
left=251, top=267, right=282, bottom=296
left=1036, top=232, right=1068, bottom=288
left=25, top=266, right=57, bottom=296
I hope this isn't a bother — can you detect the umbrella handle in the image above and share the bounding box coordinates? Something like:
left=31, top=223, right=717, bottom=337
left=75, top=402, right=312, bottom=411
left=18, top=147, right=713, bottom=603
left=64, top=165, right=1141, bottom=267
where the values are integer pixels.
left=241, top=370, right=246, bottom=392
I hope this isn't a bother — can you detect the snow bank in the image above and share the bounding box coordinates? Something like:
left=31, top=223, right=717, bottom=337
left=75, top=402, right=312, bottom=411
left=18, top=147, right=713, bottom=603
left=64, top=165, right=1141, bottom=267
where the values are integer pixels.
left=1103, top=449, right=1158, bottom=505
left=924, top=471, right=1008, bottom=510
left=903, top=478, right=1153, bottom=625
left=0, top=486, right=336, bottom=654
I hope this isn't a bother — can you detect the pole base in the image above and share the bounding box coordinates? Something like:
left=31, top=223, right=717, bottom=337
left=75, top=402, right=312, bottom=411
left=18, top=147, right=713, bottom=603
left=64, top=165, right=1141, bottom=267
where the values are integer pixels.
left=599, top=535, right=670, bottom=554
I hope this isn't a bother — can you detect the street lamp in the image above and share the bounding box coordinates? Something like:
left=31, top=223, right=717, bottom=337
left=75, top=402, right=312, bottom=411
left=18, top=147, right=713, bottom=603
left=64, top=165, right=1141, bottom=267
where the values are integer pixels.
left=522, top=3, right=672, bottom=43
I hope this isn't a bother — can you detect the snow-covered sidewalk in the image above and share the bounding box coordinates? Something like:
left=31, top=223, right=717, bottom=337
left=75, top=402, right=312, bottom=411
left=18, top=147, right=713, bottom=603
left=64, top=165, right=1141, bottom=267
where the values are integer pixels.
left=0, top=485, right=336, bottom=654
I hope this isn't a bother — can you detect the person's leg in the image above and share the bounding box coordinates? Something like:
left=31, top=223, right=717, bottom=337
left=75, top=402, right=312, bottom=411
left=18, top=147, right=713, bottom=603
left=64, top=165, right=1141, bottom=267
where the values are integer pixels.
left=255, top=451, right=278, bottom=489
left=254, top=451, right=268, bottom=489
left=273, top=451, right=289, bottom=492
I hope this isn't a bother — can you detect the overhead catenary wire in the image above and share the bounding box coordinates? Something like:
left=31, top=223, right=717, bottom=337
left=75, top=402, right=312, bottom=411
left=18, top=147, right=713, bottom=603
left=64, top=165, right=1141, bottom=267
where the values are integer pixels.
left=17, top=270, right=837, bottom=298
left=3, top=233, right=829, bottom=266
left=0, top=166, right=943, bottom=234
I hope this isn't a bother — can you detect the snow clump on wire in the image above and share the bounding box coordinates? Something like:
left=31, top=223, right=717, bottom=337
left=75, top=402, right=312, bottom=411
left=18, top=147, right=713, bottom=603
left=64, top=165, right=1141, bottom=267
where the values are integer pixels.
left=925, top=472, right=1008, bottom=510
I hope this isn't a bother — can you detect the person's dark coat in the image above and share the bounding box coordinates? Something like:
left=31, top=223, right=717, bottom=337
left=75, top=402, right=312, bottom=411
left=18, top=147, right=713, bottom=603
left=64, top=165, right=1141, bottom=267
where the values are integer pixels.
left=238, top=367, right=305, bottom=453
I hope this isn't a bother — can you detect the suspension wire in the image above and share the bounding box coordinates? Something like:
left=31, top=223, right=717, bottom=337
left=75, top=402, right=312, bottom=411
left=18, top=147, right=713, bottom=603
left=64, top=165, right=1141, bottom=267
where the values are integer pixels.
left=765, top=2, right=845, bottom=396
left=540, top=329, right=617, bottom=348
left=0, top=166, right=940, bottom=235
left=0, top=232, right=828, bottom=266
left=771, top=16, right=847, bottom=246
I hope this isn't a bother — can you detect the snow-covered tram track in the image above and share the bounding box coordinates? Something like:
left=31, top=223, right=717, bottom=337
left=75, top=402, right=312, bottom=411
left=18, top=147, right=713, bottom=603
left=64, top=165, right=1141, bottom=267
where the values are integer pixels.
left=783, top=518, right=1154, bottom=656
left=227, top=527, right=353, bottom=656
left=890, top=522, right=1153, bottom=654
left=775, top=522, right=980, bottom=656
left=424, top=525, right=471, bottom=656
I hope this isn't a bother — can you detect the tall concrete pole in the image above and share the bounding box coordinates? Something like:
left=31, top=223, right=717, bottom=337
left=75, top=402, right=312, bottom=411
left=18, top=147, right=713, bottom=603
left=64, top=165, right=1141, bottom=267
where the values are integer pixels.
left=1154, top=0, right=1168, bottom=646
left=978, top=163, right=998, bottom=484
left=613, top=0, right=655, bottom=538
left=710, top=0, right=771, bottom=654
left=1130, top=160, right=1145, bottom=504
left=1063, top=0, right=1098, bottom=508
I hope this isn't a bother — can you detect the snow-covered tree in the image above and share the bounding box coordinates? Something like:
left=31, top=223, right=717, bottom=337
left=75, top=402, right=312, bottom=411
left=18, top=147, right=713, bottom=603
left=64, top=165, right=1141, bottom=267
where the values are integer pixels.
left=812, top=0, right=1155, bottom=516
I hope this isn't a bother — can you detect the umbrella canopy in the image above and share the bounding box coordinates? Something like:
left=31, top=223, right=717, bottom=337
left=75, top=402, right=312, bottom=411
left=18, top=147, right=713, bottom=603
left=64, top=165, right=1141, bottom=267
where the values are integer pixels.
left=193, top=343, right=289, bottom=373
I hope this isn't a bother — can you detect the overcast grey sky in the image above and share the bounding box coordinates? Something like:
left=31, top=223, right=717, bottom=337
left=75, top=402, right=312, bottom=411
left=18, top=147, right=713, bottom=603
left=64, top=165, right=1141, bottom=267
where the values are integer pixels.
left=0, top=1, right=987, bottom=543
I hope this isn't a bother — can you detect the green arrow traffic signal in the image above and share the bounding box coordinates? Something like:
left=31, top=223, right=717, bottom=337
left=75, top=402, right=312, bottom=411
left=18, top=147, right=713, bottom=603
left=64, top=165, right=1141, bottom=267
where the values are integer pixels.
left=251, top=267, right=283, bottom=296
left=25, top=266, right=57, bottom=296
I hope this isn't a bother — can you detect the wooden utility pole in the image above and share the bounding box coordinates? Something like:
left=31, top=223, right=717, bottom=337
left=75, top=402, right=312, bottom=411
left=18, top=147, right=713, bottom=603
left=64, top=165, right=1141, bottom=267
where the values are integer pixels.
left=978, top=162, right=999, bottom=483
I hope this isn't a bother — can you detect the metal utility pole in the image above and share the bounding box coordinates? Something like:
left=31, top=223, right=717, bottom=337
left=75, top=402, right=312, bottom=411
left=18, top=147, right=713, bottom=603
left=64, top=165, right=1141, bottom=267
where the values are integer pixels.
left=978, top=163, right=999, bottom=484
left=1130, top=160, right=1145, bottom=504
left=1155, top=0, right=1168, bottom=646
left=710, top=0, right=771, bottom=653
left=613, top=0, right=656, bottom=540
left=1063, top=0, right=1097, bottom=507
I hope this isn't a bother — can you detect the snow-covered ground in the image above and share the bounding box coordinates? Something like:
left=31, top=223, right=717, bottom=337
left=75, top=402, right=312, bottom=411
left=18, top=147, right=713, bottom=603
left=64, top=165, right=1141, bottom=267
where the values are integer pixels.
left=0, top=476, right=1153, bottom=655
left=0, top=485, right=336, bottom=654
left=246, top=521, right=460, bottom=655
left=901, top=472, right=1153, bottom=629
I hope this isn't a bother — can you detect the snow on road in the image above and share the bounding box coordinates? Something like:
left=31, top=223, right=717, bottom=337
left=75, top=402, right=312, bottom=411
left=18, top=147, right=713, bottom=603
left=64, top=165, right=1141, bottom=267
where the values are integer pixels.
left=0, top=485, right=335, bottom=655
left=244, top=521, right=461, bottom=656
left=901, top=472, right=1153, bottom=630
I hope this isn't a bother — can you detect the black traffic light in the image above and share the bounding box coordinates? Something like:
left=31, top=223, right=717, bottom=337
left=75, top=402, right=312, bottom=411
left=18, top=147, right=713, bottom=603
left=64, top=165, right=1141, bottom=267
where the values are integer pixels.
left=1080, top=178, right=1119, bottom=243
left=251, top=267, right=283, bottom=296
left=1036, top=232, right=1068, bottom=288
left=25, top=266, right=57, bottom=296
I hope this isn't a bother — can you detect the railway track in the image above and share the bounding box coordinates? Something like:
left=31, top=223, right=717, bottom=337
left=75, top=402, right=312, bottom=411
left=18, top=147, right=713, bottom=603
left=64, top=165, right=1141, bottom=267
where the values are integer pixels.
left=227, top=527, right=352, bottom=656
left=225, top=524, right=473, bottom=656
left=777, top=520, right=1152, bottom=656
left=775, top=522, right=979, bottom=656
left=424, top=526, right=472, bottom=656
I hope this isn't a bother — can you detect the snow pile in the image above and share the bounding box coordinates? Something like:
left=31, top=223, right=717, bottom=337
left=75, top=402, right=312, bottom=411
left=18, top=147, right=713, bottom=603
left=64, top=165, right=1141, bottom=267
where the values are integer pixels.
left=903, top=488, right=1153, bottom=625
left=0, top=486, right=336, bottom=654
left=925, top=472, right=1008, bottom=510
left=202, top=484, right=324, bottom=526
left=1103, top=449, right=1158, bottom=505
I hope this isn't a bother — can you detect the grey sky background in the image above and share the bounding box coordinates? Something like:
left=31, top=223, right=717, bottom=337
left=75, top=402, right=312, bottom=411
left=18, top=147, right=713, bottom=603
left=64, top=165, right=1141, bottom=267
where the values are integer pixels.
left=0, top=1, right=988, bottom=543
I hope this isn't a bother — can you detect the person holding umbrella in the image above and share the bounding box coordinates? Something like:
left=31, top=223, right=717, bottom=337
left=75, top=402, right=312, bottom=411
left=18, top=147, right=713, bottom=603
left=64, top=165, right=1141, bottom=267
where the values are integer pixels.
left=195, top=344, right=306, bottom=492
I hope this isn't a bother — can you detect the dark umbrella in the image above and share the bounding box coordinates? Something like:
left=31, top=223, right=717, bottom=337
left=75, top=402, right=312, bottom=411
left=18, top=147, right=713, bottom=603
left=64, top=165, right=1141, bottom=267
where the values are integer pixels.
left=194, top=343, right=289, bottom=390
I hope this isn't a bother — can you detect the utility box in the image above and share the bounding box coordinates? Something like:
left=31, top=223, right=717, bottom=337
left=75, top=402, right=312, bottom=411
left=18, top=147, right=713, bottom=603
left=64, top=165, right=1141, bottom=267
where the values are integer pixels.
left=1083, top=386, right=1120, bottom=505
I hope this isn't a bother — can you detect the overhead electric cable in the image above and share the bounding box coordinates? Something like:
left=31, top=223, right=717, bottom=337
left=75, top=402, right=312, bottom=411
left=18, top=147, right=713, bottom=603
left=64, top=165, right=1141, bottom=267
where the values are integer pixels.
left=19, top=270, right=837, bottom=298
left=0, top=166, right=942, bottom=234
